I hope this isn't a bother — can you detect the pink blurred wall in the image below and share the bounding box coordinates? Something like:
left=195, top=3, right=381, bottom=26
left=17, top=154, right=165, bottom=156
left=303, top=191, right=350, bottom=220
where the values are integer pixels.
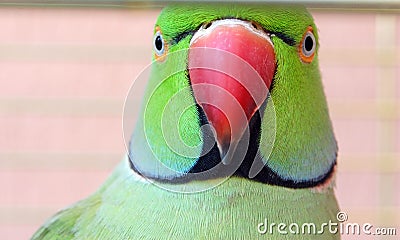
left=0, top=7, right=399, bottom=240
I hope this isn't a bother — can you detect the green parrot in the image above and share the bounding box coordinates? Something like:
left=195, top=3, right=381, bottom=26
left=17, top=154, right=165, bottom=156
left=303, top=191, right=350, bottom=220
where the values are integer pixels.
left=32, top=4, right=340, bottom=240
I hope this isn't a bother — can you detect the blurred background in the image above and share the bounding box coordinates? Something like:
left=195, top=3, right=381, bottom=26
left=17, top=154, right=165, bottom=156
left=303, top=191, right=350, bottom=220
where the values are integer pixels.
left=0, top=2, right=399, bottom=239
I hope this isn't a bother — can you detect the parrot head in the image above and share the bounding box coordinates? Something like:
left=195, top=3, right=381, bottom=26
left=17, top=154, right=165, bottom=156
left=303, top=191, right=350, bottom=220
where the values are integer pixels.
left=128, top=4, right=337, bottom=189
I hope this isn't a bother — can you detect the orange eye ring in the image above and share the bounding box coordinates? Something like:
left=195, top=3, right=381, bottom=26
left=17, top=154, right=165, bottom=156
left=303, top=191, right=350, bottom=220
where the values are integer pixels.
left=153, top=26, right=168, bottom=62
left=299, top=26, right=316, bottom=63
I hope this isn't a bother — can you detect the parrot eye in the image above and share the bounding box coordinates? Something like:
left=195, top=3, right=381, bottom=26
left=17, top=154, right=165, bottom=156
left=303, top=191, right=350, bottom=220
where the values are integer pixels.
left=154, top=34, right=163, bottom=52
left=153, top=27, right=167, bottom=61
left=299, top=27, right=316, bottom=63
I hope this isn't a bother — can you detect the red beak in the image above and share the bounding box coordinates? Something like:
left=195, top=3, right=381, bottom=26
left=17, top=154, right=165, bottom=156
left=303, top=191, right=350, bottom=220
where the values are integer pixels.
left=188, top=19, right=276, bottom=159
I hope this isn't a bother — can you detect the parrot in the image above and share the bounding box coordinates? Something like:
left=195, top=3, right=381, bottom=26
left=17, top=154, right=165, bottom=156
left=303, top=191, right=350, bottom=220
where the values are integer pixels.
left=32, top=3, right=340, bottom=240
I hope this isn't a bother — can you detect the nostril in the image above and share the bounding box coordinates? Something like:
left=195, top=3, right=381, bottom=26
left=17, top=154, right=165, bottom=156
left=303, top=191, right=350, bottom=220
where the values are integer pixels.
left=251, top=21, right=262, bottom=31
left=203, top=22, right=212, bottom=29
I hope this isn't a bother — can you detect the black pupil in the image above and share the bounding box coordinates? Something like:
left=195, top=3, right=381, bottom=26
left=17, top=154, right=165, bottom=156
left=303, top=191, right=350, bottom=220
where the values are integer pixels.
left=155, top=35, right=163, bottom=51
left=304, top=35, right=314, bottom=52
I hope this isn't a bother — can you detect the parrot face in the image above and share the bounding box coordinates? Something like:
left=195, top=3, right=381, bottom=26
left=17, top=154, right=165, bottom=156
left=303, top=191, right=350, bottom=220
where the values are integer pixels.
left=129, top=4, right=337, bottom=189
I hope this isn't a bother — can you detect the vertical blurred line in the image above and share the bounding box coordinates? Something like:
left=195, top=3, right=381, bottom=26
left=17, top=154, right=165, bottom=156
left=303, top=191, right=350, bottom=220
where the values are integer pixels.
left=375, top=13, right=397, bottom=230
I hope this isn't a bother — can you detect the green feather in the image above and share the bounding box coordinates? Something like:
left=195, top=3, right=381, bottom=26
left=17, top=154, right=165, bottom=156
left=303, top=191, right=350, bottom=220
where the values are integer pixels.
left=260, top=31, right=337, bottom=182
left=130, top=36, right=204, bottom=178
left=34, top=159, right=340, bottom=239
left=32, top=195, right=102, bottom=240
